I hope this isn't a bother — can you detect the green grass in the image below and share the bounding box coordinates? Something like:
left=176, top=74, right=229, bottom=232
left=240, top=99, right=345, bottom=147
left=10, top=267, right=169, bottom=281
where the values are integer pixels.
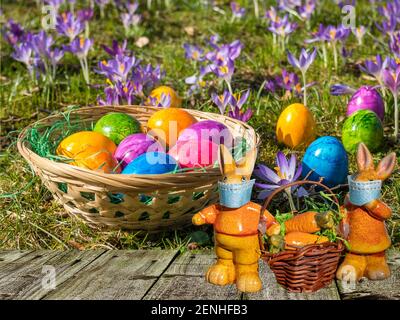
left=0, top=0, right=399, bottom=250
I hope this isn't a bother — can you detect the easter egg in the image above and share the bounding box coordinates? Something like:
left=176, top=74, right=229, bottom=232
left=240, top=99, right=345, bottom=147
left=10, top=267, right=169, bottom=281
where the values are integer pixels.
left=56, top=131, right=118, bottom=173
left=276, top=103, right=317, bottom=149
left=147, top=86, right=182, bottom=108
left=114, top=133, right=164, bottom=168
left=301, top=136, right=348, bottom=187
left=341, top=109, right=384, bottom=153
left=177, top=120, right=233, bottom=148
left=168, top=139, right=219, bottom=169
left=147, top=108, right=197, bottom=147
left=347, top=86, right=384, bottom=120
left=94, top=112, right=142, bottom=145
left=122, top=152, right=179, bottom=174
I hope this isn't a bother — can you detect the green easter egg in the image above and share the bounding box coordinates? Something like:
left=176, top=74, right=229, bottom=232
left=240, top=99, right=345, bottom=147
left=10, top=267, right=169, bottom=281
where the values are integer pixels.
left=94, top=113, right=142, bottom=145
left=341, top=109, right=383, bottom=154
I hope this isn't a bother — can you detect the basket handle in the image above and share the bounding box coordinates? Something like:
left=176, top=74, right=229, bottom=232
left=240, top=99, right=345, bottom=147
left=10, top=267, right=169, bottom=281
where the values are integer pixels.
left=258, top=180, right=340, bottom=252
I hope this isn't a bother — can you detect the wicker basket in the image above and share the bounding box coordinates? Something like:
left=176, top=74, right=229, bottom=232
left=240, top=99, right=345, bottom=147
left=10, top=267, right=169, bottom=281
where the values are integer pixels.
left=259, top=180, right=345, bottom=293
left=17, top=105, right=259, bottom=232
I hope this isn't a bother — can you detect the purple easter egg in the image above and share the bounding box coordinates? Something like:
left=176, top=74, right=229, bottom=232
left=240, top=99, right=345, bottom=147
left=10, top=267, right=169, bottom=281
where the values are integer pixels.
left=346, top=86, right=384, bottom=120
left=177, top=120, right=233, bottom=148
left=114, top=133, right=164, bottom=168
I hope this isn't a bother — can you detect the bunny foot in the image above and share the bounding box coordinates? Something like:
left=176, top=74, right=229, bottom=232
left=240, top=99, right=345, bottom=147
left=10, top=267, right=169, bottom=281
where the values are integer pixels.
left=365, top=252, right=390, bottom=280
left=206, top=261, right=236, bottom=286
left=235, top=263, right=262, bottom=293
left=336, top=253, right=366, bottom=282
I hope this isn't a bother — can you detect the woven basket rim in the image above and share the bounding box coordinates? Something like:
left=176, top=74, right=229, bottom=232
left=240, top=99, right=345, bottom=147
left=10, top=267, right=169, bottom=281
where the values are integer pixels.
left=17, top=105, right=259, bottom=190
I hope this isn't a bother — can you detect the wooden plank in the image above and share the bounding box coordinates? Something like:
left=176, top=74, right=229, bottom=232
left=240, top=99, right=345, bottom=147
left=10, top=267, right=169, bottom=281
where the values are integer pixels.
left=0, top=250, right=32, bottom=264
left=244, top=260, right=341, bottom=300
left=143, top=250, right=241, bottom=300
left=336, top=249, right=400, bottom=300
left=43, top=250, right=178, bottom=300
left=0, top=250, right=105, bottom=300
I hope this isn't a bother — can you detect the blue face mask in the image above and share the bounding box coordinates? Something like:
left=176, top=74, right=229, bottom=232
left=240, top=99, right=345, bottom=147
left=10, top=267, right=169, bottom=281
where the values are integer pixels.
left=348, top=175, right=382, bottom=206
left=218, top=179, right=255, bottom=209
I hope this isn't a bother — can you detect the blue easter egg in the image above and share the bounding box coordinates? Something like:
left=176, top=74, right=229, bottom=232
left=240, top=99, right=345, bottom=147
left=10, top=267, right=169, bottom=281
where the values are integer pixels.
left=301, top=136, right=348, bottom=187
left=122, top=152, right=179, bottom=174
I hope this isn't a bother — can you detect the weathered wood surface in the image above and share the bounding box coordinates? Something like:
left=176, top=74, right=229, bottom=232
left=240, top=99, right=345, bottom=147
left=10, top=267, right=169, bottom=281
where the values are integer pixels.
left=0, top=249, right=398, bottom=300
left=44, top=250, right=179, bottom=300
left=143, top=250, right=241, bottom=300
left=336, top=249, right=400, bottom=300
left=0, top=250, right=105, bottom=300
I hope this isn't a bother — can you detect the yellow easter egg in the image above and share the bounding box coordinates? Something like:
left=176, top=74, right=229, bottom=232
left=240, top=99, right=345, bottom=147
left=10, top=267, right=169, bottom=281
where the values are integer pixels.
left=147, top=86, right=182, bottom=108
left=276, top=103, right=317, bottom=149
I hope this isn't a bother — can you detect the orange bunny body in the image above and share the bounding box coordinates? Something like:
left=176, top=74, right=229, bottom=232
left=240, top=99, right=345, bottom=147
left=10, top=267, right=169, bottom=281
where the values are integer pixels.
left=336, top=143, right=396, bottom=282
left=193, top=201, right=277, bottom=292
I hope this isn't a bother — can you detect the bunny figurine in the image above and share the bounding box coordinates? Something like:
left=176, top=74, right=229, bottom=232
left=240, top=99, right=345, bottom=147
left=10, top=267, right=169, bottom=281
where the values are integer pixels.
left=192, top=145, right=278, bottom=293
left=336, top=143, right=397, bottom=282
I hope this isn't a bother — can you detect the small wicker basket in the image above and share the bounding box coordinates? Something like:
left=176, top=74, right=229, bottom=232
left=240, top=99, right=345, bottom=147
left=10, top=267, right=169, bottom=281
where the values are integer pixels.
left=259, top=180, right=345, bottom=293
left=17, top=105, right=259, bottom=232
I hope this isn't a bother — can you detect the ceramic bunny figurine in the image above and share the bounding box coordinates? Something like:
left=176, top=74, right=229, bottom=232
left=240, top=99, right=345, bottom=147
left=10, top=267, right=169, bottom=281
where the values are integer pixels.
left=192, top=145, right=278, bottom=293
left=336, top=143, right=397, bottom=282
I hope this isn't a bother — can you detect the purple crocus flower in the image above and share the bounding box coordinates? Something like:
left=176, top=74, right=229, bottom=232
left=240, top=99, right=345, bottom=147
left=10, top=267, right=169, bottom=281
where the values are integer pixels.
left=2, top=19, right=25, bottom=45
left=183, top=43, right=204, bottom=61
left=230, top=2, right=246, bottom=19
left=305, top=24, right=327, bottom=44
left=125, top=1, right=139, bottom=15
left=212, top=90, right=232, bottom=115
left=382, top=64, right=400, bottom=139
left=359, top=55, right=391, bottom=85
left=102, top=40, right=129, bottom=57
left=273, top=69, right=302, bottom=97
left=353, top=26, right=367, bottom=45
left=11, top=42, right=35, bottom=76
left=376, top=15, right=398, bottom=37
left=146, top=93, right=171, bottom=108
left=45, top=0, right=65, bottom=13
left=77, top=8, right=94, bottom=22
left=185, top=66, right=209, bottom=94
left=97, top=54, right=139, bottom=82
left=228, top=90, right=252, bottom=122
left=287, top=47, right=317, bottom=74
left=56, top=12, right=84, bottom=41
left=120, top=12, right=141, bottom=35
left=65, top=37, right=93, bottom=84
left=254, top=151, right=306, bottom=200
left=389, top=33, right=400, bottom=59
left=213, top=90, right=253, bottom=122
left=268, top=15, right=297, bottom=38
left=287, top=47, right=316, bottom=105
left=298, top=0, right=316, bottom=21
left=324, top=25, right=351, bottom=42
left=95, top=0, right=110, bottom=17
left=65, top=37, right=93, bottom=59
left=330, top=84, right=356, bottom=96
left=31, top=31, right=54, bottom=59
left=132, top=63, right=164, bottom=90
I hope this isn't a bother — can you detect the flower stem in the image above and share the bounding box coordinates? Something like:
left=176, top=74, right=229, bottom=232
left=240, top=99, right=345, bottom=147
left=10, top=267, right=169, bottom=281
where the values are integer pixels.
left=302, top=72, right=307, bottom=106
left=225, top=79, right=233, bottom=95
left=253, top=0, right=259, bottom=18
left=322, top=43, right=327, bottom=68
left=285, top=188, right=296, bottom=212
left=394, top=94, right=399, bottom=141
left=333, top=42, right=338, bottom=70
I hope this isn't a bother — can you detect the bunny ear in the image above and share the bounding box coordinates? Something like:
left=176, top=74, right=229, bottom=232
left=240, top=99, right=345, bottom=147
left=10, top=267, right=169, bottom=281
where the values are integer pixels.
left=219, top=144, right=236, bottom=176
left=237, top=148, right=257, bottom=176
left=356, top=143, right=374, bottom=172
left=376, top=152, right=397, bottom=181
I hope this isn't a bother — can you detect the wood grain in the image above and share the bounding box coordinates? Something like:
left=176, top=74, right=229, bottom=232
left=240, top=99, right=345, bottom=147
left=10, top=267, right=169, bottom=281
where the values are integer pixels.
left=44, top=250, right=178, bottom=300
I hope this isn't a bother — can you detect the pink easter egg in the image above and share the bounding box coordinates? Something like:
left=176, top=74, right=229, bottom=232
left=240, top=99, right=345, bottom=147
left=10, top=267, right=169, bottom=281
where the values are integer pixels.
left=346, top=86, right=384, bottom=120
left=177, top=120, right=233, bottom=149
left=168, top=139, right=219, bottom=169
left=114, top=133, right=164, bottom=168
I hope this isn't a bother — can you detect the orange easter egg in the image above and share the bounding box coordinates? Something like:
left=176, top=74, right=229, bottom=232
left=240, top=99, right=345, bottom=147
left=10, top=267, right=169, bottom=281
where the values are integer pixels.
left=276, top=103, right=317, bottom=149
left=147, top=108, right=197, bottom=147
left=147, top=86, right=182, bottom=108
left=56, top=131, right=118, bottom=173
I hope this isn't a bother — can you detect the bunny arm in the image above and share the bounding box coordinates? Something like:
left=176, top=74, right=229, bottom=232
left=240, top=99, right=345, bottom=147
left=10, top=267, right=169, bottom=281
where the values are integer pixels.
left=363, top=200, right=392, bottom=221
left=192, top=204, right=219, bottom=226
